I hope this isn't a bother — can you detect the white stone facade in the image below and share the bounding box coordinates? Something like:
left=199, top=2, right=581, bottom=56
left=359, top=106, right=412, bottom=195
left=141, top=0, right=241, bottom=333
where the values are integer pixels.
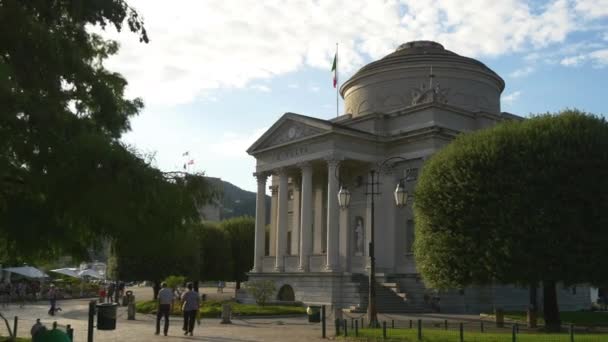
left=245, top=41, right=591, bottom=313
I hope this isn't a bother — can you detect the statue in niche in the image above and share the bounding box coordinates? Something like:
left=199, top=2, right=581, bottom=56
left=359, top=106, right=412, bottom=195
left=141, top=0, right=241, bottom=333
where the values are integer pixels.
left=354, top=216, right=364, bottom=256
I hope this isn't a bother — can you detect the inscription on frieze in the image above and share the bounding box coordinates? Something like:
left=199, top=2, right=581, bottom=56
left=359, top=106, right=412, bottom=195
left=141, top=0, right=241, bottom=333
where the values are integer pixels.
left=274, top=146, right=309, bottom=161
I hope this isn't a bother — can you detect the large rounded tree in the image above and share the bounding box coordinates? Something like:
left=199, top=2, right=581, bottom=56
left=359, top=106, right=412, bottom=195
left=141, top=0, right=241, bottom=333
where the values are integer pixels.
left=414, top=110, right=608, bottom=330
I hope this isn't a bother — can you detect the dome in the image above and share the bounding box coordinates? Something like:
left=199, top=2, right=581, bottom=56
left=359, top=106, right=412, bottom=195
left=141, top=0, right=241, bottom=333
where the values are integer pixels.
left=340, top=41, right=505, bottom=117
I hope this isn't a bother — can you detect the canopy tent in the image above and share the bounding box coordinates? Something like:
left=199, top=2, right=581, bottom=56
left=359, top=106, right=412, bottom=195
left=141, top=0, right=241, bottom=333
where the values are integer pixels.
left=78, top=269, right=103, bottom=279
left=50, top=268, right=80, bottom=278
left=2, top=266, right=48, bottom=278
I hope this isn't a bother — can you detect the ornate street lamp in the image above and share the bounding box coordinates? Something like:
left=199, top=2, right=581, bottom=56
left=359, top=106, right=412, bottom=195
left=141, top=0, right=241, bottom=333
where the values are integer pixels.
left=336, top=158, right=411, bottom=327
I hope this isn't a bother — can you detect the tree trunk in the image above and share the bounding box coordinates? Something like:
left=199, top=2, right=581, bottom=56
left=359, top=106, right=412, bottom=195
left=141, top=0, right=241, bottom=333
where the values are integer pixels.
left=236, top=280, right=241, bottom=290
left=543, top=280, right=561, bottom=331
left=152, top=280, right=161, bottom=300
left=194, top=280, right=199, bottom=293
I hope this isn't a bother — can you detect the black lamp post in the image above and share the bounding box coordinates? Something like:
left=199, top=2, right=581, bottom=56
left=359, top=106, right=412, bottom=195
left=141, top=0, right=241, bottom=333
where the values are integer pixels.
left=337, top=158, right=410, bottom=327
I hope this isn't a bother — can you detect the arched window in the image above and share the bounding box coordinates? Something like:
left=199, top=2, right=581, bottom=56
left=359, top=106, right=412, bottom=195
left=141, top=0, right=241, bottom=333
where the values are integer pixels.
left=277, top=284, right=295, bottom=301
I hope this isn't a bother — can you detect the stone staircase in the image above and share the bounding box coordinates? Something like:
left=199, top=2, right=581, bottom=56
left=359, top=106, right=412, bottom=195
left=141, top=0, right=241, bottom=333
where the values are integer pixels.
left=347, top=274, right=430, bottom=313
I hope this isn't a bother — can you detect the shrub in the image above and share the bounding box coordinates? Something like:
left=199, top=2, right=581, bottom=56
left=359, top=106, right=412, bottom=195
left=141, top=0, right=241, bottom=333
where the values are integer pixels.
left=164, top=275, right=186, bottom=290
left=244, top=280, right=276, bottom=306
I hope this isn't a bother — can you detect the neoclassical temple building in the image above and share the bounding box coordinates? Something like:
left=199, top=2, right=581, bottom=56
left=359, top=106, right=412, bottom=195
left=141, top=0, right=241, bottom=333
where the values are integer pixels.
left=244, top=41, right=590, bottom=313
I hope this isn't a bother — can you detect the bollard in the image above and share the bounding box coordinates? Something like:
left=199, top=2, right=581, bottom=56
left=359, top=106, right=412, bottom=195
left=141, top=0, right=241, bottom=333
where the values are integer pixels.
left=570, top=324, right=574, bottom=342
left=481, top=321, right=484, bottom=333
left=321, top=305, right=326, bottom=339
left=67, top=324, right=74, bottom=341
left=512, top=324, right=516, bottom=342
left=87, top=300, right=95, bottom=342
left=444, top=319, right=448, bottom=330
left=343, top=319, right=348, bottom=337
left=351, top=317, right=354, bottom=329
left=459, top=323, right=464, bottom=342
left=53, top=321, right=58, bottom=330
left=382, top=321, right=387, bottom=339
left=355, top=319, right=359, bottom=337
left=361, top=316, right=364, bottom=329
left=417, top=319, right=422, bottom=341
left=13, top=316, right=18, bottom=340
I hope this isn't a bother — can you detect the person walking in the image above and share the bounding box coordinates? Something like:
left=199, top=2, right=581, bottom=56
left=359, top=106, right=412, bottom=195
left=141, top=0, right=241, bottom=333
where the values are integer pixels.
left=155, top=282, right=173, bottom=336
left=48, top=284, right=57, bottom=315
left=181, top=282, right=200, bottom=336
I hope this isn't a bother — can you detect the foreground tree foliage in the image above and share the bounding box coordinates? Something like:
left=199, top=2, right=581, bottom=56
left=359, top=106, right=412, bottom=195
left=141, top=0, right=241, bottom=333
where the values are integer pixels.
left=220, top=216, right=255, bottom=289
left=414, top=110, right=608, bottom=331
left=0, top=0, right=208, bottom=261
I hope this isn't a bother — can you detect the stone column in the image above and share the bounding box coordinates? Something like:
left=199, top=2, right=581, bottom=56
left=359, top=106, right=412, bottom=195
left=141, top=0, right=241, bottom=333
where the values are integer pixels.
left=252, top=173, right=268, bottom=272
left=275, top=169, right=289, bottom=271
left=325, top=159, right=340, bottom=271
left=298, top=163, right=313, bottom=271
left=269, top=184, right=278, bottom=256
left=291, top=179, right=301, bottom=256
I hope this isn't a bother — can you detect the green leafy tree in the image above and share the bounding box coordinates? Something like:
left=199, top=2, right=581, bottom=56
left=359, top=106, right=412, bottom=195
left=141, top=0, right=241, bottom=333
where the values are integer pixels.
left=414, top=110, right=608, bottom=331
left=197, top=222, right=233, bottom=282
left=221, top=216, right=255, bottom=289
left=0, top=1, right=209, bottom=262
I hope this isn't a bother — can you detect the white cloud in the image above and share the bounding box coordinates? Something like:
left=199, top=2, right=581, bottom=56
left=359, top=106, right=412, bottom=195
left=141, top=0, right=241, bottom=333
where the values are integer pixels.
left=250, top=84, right=271, bottom=92
left=502, top=91, right=521, bottom=104
left=574, top=0, right=608, bottom=20
left=99, top=0, right=604, bottom=107
left=560, top=55, right=587, bottom=66
left=509, top=66, right=535, bottom=78
left=209, top=128, right=267, bottom=159
left=287, top=83, right=299, bottom=89
left=590, top=49, right=608, bottom=67
left=309, top=86, right=320, bottom=93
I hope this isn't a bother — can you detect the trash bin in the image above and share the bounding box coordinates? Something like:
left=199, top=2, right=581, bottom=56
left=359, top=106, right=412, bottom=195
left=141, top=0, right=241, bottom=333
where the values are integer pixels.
left=97, top=302, right=119, bottom=330
left=306, top=305, right=321, bottom=323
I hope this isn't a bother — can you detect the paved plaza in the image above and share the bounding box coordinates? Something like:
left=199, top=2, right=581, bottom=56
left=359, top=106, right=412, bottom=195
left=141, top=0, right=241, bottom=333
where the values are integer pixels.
left=0, top=287, right=323, bottom=342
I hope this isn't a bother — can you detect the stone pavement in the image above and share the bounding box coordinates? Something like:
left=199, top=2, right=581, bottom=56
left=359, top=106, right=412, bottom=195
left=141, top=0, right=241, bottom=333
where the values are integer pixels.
left=0, top=296, right=323, bottom=341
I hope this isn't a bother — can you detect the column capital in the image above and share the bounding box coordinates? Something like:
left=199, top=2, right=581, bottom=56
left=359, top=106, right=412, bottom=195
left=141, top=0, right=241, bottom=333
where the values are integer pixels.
left=274, top=167, right=289, bottom=176
left=269, top=185, right=278, bottom=195
left=296, top=161, right=313, bottom=170
left=324, top=158, right=342, bottom=168
left=253, top=172, right=270, bottom=183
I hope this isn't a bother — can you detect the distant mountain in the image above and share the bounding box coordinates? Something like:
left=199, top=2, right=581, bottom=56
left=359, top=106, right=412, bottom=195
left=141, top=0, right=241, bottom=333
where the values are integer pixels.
left=202, top=177, right=271, bottom=223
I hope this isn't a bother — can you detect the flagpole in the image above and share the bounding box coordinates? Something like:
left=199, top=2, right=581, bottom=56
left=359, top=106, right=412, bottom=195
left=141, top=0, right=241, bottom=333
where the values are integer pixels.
left=335, top=42, right=339, bottom=117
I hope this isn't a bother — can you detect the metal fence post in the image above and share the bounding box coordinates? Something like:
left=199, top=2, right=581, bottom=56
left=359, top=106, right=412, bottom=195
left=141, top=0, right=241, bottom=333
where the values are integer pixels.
left=417, top=319, right=422, bottom=340
left=321, top=305, right=326, bottom=339
left=361, top=316, right=364, bottom=329
left=444, top=319, right=448, bottom=330
left=12, top=316, right=18, bottom=341
left=382, top=321, right=387, bottom=339
left=343, top=319, right=348, bottom=337
left=335, top=318, right=340, bottom=336
left=512, top=324, right=516, bottom=342
left=355, top=319, right=359, bottom=337
left=351, top=317, right=354, bottom=329
left=570, top=324, right=574, bottom=342
left=459, top=322, right=464, bottom=342
left=88, top=300, right=95, bottom=342
left=481, top=321, right=484, bottom=333
left=409, top=319, right=412, bottom=329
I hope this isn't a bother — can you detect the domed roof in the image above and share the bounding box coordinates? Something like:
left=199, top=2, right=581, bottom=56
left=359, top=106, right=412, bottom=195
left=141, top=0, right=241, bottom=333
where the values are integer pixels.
left=341, top=40, right=504, bottom=96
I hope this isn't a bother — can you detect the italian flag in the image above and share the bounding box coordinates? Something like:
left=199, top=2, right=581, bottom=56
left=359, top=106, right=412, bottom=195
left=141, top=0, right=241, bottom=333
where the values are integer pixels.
left=331, top=53, right=337, bottom=88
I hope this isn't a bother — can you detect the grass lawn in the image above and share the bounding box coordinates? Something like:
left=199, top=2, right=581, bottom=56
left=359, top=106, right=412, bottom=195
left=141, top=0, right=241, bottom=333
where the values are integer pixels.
left=0, top=337, right=31, bottom=342
left=136, top=299, right=306, bottom=318
left=350, top=327, right=607, bottom=341
left=482, top=311, right=608, bottom=327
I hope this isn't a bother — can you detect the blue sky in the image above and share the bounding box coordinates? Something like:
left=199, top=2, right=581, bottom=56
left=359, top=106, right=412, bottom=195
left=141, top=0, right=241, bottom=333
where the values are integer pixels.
left=102, top=0, right=608, bottom=193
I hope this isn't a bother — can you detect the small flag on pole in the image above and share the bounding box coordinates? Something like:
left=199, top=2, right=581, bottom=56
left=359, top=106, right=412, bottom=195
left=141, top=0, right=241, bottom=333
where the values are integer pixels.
left=182, top=151, right=189, bottom=156
left=331, top=53, right=337, bottom=88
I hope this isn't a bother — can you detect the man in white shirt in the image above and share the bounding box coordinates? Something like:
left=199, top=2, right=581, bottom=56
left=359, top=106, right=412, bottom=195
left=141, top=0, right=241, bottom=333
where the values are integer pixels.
left=155, top=282, right=173, bottom=336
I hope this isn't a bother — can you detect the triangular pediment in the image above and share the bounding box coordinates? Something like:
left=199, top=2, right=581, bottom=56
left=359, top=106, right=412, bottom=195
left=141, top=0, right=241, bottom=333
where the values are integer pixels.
left=247, top=113, right=330, bottom=154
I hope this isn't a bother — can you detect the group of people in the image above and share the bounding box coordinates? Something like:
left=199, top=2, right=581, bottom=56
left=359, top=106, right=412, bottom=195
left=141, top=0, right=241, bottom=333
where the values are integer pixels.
left=0, top=280, right=42, bottom=308
left=98, top=281, right=126, bottom=303
left=156, top=282, right=200, bottom=337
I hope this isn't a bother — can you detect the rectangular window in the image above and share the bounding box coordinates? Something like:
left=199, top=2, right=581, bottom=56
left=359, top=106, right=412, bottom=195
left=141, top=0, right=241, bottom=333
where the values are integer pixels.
left=406, top=219, right=415, bottom=254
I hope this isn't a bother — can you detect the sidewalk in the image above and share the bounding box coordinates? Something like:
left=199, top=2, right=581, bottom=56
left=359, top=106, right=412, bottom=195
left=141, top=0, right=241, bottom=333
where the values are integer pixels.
left=0, top=298, right=323, bottom=341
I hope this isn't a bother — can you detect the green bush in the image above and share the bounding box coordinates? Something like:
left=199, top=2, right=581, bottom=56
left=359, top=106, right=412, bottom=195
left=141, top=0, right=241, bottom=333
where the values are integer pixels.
left=164, top=275, right=186, bottom=290
left=244, top=280, right=276, bottom=306
left=135, top=299, right=305, bottom=317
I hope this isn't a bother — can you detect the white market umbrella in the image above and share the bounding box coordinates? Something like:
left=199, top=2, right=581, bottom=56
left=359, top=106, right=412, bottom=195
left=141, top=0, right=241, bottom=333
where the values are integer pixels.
left=2, top=266, right=48, bottom=278
left=50, top=268, right=80, bottom=278
left=78, top=269, right=103, bottom=279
